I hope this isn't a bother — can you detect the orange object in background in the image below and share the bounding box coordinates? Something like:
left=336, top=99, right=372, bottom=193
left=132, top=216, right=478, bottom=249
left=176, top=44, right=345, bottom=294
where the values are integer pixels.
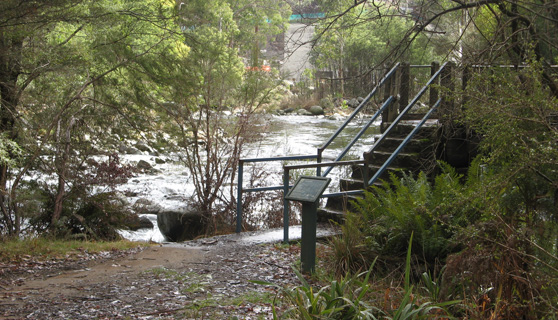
left=246, top=65, right=271, bottom=72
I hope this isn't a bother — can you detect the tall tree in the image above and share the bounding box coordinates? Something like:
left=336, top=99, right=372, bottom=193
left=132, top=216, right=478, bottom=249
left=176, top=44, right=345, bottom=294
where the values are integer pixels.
left=0, top=0, right=184, bottom=237
left=155, top=0, right=289, bottom=233
left=310, top=0, right=439, bottom=96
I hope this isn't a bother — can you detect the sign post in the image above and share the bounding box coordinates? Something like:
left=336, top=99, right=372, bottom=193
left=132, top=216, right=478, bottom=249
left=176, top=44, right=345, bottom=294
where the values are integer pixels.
left=285, top=176, right=331, bottom=274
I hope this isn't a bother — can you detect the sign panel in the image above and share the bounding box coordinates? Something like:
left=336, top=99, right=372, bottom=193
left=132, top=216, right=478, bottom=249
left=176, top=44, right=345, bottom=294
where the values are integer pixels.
left=285, top=176, right=331, bottom=203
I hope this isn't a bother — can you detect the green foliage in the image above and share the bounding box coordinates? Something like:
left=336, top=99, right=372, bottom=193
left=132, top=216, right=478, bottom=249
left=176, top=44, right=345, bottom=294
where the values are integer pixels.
left=310, top=1, right=441, bottom=96
left=0, top=0, right=186, bottom=237
left=326, top=213, right=373, bottom=277
left=350, top=168, right=468, bottom=268
left=31, top=191, right=134, bottom=241
left=0, top=237, right=144, bottom=262
left=420, top=269, right=443, bottom=303
left=0, top=134, right=22, bottom=167
left=1, top=0, right=288, bottom=238
left=255, top=262, right=381, bottom=320
left=460, top=61, right=558, bottom=280
left=421, top=61, right=558, bottom=318
left=141, top=0, right=290, bottom=234
left=463, top=61, right=558, bottom=221
left=260, top=237, right=459, bottom=319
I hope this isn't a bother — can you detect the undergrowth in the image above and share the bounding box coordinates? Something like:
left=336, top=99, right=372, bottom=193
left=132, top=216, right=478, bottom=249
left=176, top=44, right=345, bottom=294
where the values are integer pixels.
left=258, top=235, right=459, bottom=319
left=0, top=237, right=146, bottom=263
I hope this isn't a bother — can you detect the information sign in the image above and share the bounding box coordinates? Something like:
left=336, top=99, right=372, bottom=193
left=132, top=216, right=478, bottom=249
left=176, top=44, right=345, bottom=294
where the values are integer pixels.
left=285, top=176, right=331, bottom=203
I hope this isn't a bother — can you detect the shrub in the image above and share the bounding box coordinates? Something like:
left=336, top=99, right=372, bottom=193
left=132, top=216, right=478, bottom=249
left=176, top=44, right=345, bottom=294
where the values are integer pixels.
left=348, top=165, right=469, bottom=272
left=30, top=154, right=136, bottom=241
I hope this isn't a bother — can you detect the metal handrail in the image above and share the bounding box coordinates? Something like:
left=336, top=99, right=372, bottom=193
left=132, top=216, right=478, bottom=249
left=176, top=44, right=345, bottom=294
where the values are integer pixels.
left=236, top=154, right=318, bottom=233
left=321, top=96, right=394, bottom=177
left=317, top=63, right=400, bottom=175
left=234, top=62, right=447, bottom=242
left=235, top=64, right=401, bottom=237
left=366, top=98, right=441, bottom=186
left=364, top=61, right=448, bottom=158
left=283, top=64, right=447, bottom=205
left=282, top=99, right=442, bottom=203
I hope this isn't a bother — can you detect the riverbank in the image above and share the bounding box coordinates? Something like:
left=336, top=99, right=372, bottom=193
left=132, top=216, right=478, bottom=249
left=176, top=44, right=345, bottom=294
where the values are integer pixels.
left=118, top=114, right=379, bottom=243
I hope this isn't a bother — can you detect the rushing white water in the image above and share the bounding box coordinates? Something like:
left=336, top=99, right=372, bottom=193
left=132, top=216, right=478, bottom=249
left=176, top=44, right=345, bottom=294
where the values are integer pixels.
left=117, top=214, right=164, bottom=242
left=118, top=114, right=381, bottom=242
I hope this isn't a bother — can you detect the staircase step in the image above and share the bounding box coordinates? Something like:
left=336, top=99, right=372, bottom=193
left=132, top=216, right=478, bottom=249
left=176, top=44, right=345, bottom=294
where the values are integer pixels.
left=382, top=120, right=439, bottom=137
left=401, top=113, right=427, bottom=120
left=374, top=136, right=434, bottom=153
left=369, top=151, right=421, bottom=168
left=318, top=112, right=440, bottom=221
left=317, top=207, right=345, bottom=223
left=324, top=194, right=363, bottom=212
left=339, top=178, right=384, bottom=191
left=351, top=164, right=407, bottom=181
left=340, top=178, right=364, bottom=191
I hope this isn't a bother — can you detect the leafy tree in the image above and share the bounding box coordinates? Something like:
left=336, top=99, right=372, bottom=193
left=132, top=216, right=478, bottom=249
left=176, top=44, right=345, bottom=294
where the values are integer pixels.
left=309, top=0, right=440, bottom=96
left=148, top=0, right=289, bottom=234
left=463, top=60, right=558, bottom=232
left=0, top=0, right=185, bottom=238
left=228, top=0, right=291, bottom=67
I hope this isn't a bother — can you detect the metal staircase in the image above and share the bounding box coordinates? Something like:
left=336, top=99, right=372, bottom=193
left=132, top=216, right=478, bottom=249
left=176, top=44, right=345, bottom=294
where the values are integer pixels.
left=318, top=113, right=441, bottom=221
left=236, top=62, right=454, bottom=241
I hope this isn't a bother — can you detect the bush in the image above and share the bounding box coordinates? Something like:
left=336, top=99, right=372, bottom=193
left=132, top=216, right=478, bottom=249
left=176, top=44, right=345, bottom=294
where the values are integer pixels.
left=347, top=165, right=471, bottom=272
left=324, top=61, right=558, bottom=317
left=262, top=237, right=459, bottom=319
left=30, top=154, right=136, bottom=241
left=31, top=191, right=133, bottom=241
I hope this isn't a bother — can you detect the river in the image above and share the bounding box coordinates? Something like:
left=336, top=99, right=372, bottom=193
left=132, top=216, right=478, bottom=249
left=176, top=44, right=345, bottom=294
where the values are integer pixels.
left=118, top=114, right=381, bottom=242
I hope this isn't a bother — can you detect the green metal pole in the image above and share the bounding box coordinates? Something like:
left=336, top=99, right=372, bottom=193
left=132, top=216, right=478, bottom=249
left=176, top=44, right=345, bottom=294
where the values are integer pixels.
left=301, top=201, right=318, bottom=274
left=236, top=160, right=244, bottom=233
left=283, top=168, right=290, bottom=243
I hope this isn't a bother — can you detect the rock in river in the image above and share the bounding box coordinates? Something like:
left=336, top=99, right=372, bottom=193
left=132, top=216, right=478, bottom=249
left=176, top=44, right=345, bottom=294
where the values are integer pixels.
left=124, top=215, right=155, bottom=231
left=309, top=105, right=324, bottom=115
left=157, top=209, right=205, bottom=242
left=137, top=160, right=153, bottom=171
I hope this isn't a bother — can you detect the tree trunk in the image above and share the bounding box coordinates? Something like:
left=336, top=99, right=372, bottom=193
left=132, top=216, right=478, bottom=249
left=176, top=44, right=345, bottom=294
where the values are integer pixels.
left=51, top=118, right=74, bottom=228
left=0, top=30, right=23, bottom=236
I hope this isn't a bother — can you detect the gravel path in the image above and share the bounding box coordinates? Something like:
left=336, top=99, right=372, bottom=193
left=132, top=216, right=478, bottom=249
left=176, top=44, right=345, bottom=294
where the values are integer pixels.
left=1, top=226, right=338, bottom=319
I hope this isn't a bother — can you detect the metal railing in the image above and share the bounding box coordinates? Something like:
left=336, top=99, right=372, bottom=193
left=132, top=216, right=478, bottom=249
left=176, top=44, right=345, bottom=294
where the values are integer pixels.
left=364, top=98, right=441, bottom=186
left=236, top=155, right=318, bottom=234
left=362, top=61, right=449, bottom=186
left=234, top=62, right=450, bottom=242
left=320, top=96, right=394, bottom=178
left=317, top=63, right=400, bottom=176
left=280, top=63, right=449, bottom=203
left=235, top=64, right=401, bottom=238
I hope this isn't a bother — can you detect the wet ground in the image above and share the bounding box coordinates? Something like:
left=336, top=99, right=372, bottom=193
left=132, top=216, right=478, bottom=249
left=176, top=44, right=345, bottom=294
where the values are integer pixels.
left=0, top=224, right=339, bottom=319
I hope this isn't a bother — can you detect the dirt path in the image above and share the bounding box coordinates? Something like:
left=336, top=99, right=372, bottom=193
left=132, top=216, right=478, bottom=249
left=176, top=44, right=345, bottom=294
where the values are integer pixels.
left=0, top=234, right=309, bottom=319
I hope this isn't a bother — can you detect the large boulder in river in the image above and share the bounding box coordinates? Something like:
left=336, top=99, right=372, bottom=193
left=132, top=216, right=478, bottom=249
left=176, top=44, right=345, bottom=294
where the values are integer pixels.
left=347, top=98, right=360, bottom=108
left=309, top=105, right=324, bottom=115
left=135, top=141, right=153, bottom=153
left=283, top=107, right=295, bottom=114
left=157, top=209, right=205, bottom=242
left=119, top=144, right=142, bottom=155
left=132, top=198, right=162, bottom=215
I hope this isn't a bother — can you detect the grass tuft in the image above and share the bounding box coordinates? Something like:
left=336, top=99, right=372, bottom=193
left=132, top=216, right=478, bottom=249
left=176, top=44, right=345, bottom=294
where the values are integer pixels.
left=0, top=237, right=147, bottom=263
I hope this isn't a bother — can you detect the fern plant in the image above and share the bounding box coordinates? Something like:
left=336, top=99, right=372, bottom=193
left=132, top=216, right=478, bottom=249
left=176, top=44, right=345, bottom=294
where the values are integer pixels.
left=347, top=162, right=482, bottom=271
left=256, top=235, right=459, bottom=319
left=254, top=260, right=381, bottom=319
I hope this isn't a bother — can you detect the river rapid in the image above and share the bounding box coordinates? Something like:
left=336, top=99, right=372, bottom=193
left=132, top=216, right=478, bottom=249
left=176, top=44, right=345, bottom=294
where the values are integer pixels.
left=118, top=114, right=381, bottom=242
